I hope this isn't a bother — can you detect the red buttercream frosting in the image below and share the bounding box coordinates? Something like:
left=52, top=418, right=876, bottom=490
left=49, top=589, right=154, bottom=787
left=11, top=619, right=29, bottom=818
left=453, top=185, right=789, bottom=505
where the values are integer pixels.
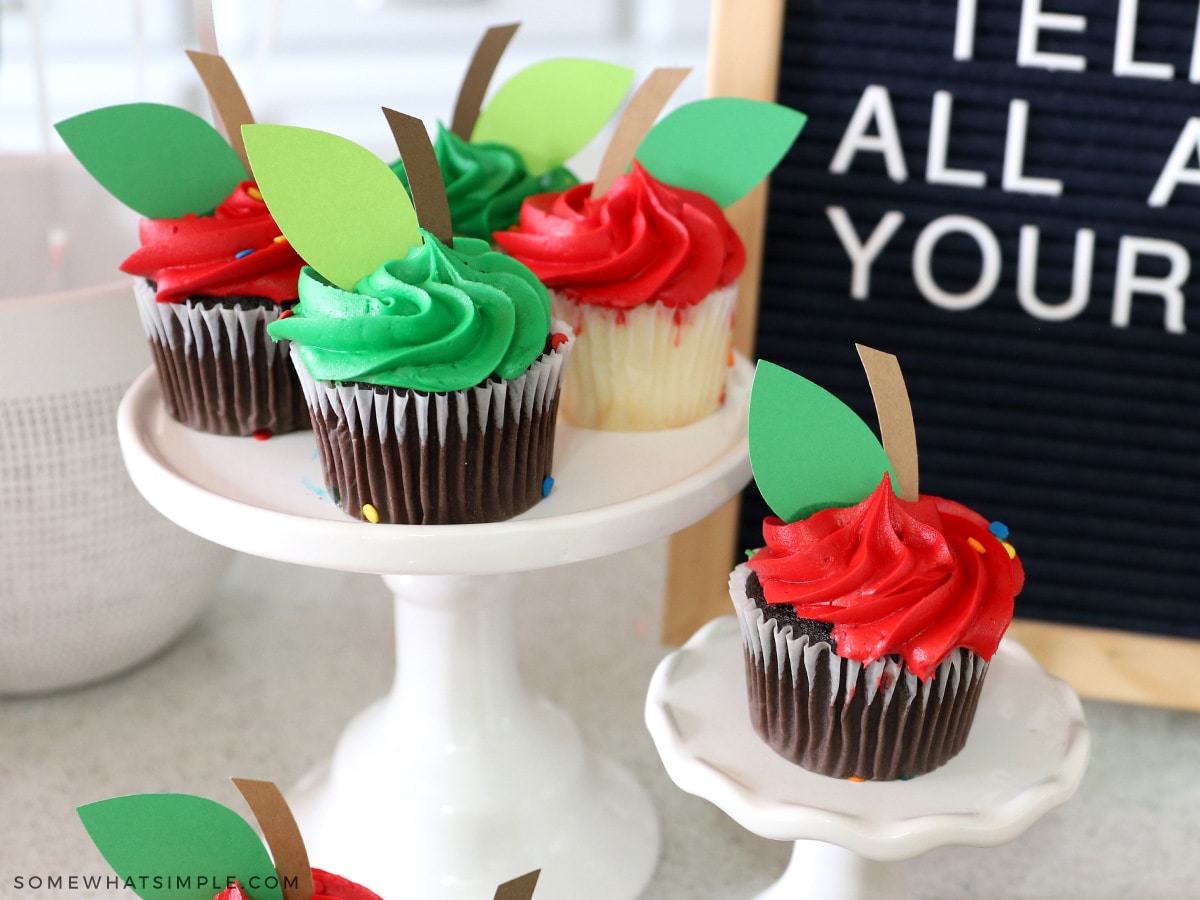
left=492, top=161, right=745, bottom=309
left=213, top=868, right=382, bottom=900
left=120, top=181, right=303, bottom=304
left=747, top=475, right=1024, bottom=681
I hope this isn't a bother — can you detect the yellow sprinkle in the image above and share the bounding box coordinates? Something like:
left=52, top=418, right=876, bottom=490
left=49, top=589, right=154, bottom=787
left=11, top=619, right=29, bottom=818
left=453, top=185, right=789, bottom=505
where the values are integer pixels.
left=1003, top=541, right=1016, bottom=559
left=361, top=503, right=380, bottom=524
left=273, top=235, right=288, bottom=243
left=247, top=186, right=263, bottom=201
left=968, top=537, right=987, bottom=554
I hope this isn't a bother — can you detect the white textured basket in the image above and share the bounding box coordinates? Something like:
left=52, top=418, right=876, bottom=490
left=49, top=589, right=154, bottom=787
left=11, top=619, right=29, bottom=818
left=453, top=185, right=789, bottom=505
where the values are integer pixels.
left=0, top=156, right=233, bottom=694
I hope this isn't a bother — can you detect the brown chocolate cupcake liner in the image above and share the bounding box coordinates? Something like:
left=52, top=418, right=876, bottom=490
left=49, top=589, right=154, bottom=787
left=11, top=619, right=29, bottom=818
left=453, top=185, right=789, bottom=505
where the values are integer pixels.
left=133, top=278, right=309, bottom=436
left=290, top=325, right=573, bottom=525
left=730, top=563, right=989, bottom=781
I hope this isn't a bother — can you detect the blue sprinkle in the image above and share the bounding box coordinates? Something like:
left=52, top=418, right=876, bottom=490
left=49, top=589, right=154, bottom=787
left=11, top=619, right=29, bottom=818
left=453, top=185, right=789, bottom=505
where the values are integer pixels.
left=235, top=248, right=254, bottom=259
left=541, top=476, right=554, bottom=498
left=989, top=521, right=1010, bottom=540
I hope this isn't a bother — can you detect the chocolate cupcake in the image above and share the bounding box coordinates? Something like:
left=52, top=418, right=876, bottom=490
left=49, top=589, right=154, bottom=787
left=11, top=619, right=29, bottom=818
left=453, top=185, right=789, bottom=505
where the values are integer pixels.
left=735, top=356, right=1024, bottom=780
left=125, top=182, right=309, bottom=436
left=246, top=120, right=572, bottom=525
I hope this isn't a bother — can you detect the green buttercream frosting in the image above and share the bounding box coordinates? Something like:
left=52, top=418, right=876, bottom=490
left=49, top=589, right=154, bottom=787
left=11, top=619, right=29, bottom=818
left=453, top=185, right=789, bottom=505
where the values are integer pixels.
left=267, top=229, right=551, bottom=393
left=390, top=123, right=578, bottom=242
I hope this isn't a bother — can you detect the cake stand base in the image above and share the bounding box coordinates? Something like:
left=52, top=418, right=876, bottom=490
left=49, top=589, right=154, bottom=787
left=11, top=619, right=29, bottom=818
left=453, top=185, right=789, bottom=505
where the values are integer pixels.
left=752, top=843, right=909, bottom=900
left=288, top=572, right=659, bottom=900
left=646, top=617, right=1090, bottom=900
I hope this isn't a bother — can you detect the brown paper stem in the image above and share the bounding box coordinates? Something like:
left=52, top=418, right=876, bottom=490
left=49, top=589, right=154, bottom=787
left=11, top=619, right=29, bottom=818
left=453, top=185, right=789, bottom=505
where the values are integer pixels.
left=494, top=869, right=541, bottom=900
left=186, top=49, right=255, bottom=176
left=383, top=108, right=454, bottom=247
left=856, top=344, right=919, bottom=501
left=450, top=22, right=521, bottom=141
left=591, top=67, right=691, bottom=199
left=231, top=778, right=314, bottom=900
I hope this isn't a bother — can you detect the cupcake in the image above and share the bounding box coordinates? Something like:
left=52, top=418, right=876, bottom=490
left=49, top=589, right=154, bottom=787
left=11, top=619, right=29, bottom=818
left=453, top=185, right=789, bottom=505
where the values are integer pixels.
left=120, top=180, right=308, bottom=436
left=494, top=97, right=806, bottom=431
left=734, top=354, right=1024, bottom=780
left=243, top=120, right=571, bottom=525
left=78, top=779, right=385, bottom=900
left=55, top=87, right=309, bottom=437
left=390, top=26, right=633, bottom=243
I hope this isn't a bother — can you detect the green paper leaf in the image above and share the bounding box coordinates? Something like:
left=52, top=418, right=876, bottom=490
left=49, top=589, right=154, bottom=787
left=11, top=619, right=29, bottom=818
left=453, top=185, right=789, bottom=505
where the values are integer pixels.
left=55, top=103, right=246, bottom=219
left=635, top=98, right=807, bottom=208
left=749, top=360, right=894, bottom=523
left=242, top=124, right=421, bottom=291
left=470, top=59, right=634, bottom=176
left=78, top=794, right=283, bottom=900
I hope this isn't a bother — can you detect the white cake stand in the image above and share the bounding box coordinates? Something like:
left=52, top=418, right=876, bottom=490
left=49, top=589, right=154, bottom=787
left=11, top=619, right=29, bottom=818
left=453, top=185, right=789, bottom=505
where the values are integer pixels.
left=645, top=616, right=1091, bottom=900
left=117, top=358, right=753, bottom=900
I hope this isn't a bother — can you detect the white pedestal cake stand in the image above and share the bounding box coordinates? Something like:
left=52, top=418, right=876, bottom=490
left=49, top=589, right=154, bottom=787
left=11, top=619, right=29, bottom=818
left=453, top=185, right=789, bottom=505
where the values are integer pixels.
left=117, top=358, right=754, bottom=900
left=645, top=617, right=1091, bottom=900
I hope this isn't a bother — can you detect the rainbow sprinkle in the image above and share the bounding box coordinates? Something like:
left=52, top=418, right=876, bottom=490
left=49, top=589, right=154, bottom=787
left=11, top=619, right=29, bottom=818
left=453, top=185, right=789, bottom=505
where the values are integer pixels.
left=967, top=537, right=987, bottom=554
left=247, top=186, right=263, bottom=201
left=235, top=248, right=253, bottom=259
left=541, top=476, right=554, bottom=498
left=362, top=503, right=380, bottom=524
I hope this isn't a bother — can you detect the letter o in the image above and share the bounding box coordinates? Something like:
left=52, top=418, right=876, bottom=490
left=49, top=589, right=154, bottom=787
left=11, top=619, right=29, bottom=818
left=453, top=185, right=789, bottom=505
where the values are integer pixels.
left=912, top=214, right=1002, bottom=311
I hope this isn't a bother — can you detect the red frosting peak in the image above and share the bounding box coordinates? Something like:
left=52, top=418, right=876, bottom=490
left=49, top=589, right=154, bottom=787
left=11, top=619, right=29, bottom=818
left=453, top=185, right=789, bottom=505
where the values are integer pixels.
left=747, top=475, right=1023, bottom=681
left=493, top=161, right=745, bottom=309
left=121, top=180, right=303, bottom=304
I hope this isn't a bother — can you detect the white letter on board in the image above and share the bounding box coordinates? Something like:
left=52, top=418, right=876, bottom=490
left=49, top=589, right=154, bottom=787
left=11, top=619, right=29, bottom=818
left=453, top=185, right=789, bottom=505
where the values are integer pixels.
left=829, top=85, right=909, bottom=183
left=1114, top=0, right=1174, bottom=79
left=1189, top=6, right=1200, bottom=82
left=954, top=0, right=979, bottom=60
left=927, top=91, right=987, bottom=188
left=1112, top=236, right=1189, bottom=333
left=1017, top=225, right=1095, bottom=321
left=1003, top=99, right=1064, bottom=196
left=913, top=215, right=1002, bottom=311
left=1018, top=0, right=1087, bottom=72
left=1148, top=118, right=1200, bottom=207
left=826, top=206, right=906, bottom=300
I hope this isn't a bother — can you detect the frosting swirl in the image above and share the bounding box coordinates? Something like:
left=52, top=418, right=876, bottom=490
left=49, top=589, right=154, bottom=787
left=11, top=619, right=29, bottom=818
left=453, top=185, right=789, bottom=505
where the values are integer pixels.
left=747, top=475, right=1023, bottom=680
left=390, top=124, right=577, bottom=243
left=120, top=181, right=303, bottom=304
left=492, top=160, right=745, bottom=309
left=266, top=230, right=551, bottom=393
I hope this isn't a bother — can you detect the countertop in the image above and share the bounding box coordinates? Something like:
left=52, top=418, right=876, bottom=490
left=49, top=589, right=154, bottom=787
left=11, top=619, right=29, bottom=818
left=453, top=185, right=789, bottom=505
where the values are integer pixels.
left=3, top=539, right=1199, bottom=899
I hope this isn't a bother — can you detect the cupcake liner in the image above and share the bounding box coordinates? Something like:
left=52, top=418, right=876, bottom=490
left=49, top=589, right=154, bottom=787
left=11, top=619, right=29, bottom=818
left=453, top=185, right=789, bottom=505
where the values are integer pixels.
left=730, top=563, right=989, bottom=780
left=133, top=278, right=309, bottom=436
left=551, top=283, right=737, bottom=430
left=291, top=326, right=572, bottom=525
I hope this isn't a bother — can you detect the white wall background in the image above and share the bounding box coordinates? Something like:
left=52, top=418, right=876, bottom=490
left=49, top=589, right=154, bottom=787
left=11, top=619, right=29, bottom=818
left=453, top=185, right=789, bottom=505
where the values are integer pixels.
left=0, top=0, right=712, bottom=165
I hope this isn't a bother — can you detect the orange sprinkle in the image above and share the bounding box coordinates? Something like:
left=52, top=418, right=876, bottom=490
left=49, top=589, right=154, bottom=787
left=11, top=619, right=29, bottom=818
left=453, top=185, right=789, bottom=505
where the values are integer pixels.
left=848, top=776, right=866, bottom=783
left=968, top=537, right=987, bottom=554
left=247, top=186, right=263, bottom=201
left=273, top=234, right=288, bottom=243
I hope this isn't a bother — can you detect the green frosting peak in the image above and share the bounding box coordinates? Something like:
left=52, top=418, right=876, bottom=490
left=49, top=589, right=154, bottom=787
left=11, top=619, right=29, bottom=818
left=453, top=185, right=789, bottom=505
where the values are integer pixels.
left=390, top=123, right=577, bottom=242
left=268, top=229, right=551, bottom=392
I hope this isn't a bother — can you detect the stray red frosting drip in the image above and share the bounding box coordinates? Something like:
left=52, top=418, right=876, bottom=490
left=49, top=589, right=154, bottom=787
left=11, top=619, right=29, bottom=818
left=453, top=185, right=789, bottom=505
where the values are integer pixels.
left=493, top=161, right=745, bottom=309
left=747, top=475, right=1024, bottom=681
left=121, top=181, right=303, bottom=304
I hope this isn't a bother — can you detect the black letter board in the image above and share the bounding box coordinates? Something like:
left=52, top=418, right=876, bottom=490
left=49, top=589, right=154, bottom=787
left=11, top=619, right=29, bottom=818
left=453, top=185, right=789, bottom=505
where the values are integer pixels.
left=739, top=0, right=1200, bottom=637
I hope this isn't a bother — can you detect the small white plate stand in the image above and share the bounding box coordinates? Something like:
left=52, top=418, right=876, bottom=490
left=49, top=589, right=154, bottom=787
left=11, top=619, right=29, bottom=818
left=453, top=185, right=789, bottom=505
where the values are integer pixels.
left=645, top=616, right=1091, bottom=900
left=116, top=358, right=754, bottom=900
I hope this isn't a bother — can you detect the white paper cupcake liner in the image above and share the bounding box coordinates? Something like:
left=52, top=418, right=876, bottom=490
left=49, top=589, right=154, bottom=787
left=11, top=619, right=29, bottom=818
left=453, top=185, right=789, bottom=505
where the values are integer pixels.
left=133, top=278, right=308, bottom=436
left=550, top=283, right=737, bottom=430
left=290, top=324, right=573, bottom=524
left=730, top=562, right=990, bottom=779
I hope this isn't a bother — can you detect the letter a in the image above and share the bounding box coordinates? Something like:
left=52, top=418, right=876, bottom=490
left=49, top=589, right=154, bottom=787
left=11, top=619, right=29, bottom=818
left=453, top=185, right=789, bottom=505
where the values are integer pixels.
left=829, top=85, right=909, bottom=183
left=1148, top=118, right=1200, bottom=207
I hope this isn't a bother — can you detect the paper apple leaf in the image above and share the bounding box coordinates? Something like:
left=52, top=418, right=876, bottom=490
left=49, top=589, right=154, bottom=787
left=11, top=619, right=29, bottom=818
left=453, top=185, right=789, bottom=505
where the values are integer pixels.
left=55, top=103, right=246, bottom=219
left=78, top=793, right=283, bottom=900
left=242, top=124, right=421, bottom=291
left=470, top=59, right=634, bottom=176
left=635, top=98, right=807, bottom=208
left=749, top=360, right=895, bottom=523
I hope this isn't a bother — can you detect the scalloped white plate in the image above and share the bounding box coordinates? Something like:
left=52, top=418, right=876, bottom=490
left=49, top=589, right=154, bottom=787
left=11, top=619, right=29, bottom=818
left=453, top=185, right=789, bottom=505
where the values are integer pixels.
left=645, top=616, right=1090, bottom=861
